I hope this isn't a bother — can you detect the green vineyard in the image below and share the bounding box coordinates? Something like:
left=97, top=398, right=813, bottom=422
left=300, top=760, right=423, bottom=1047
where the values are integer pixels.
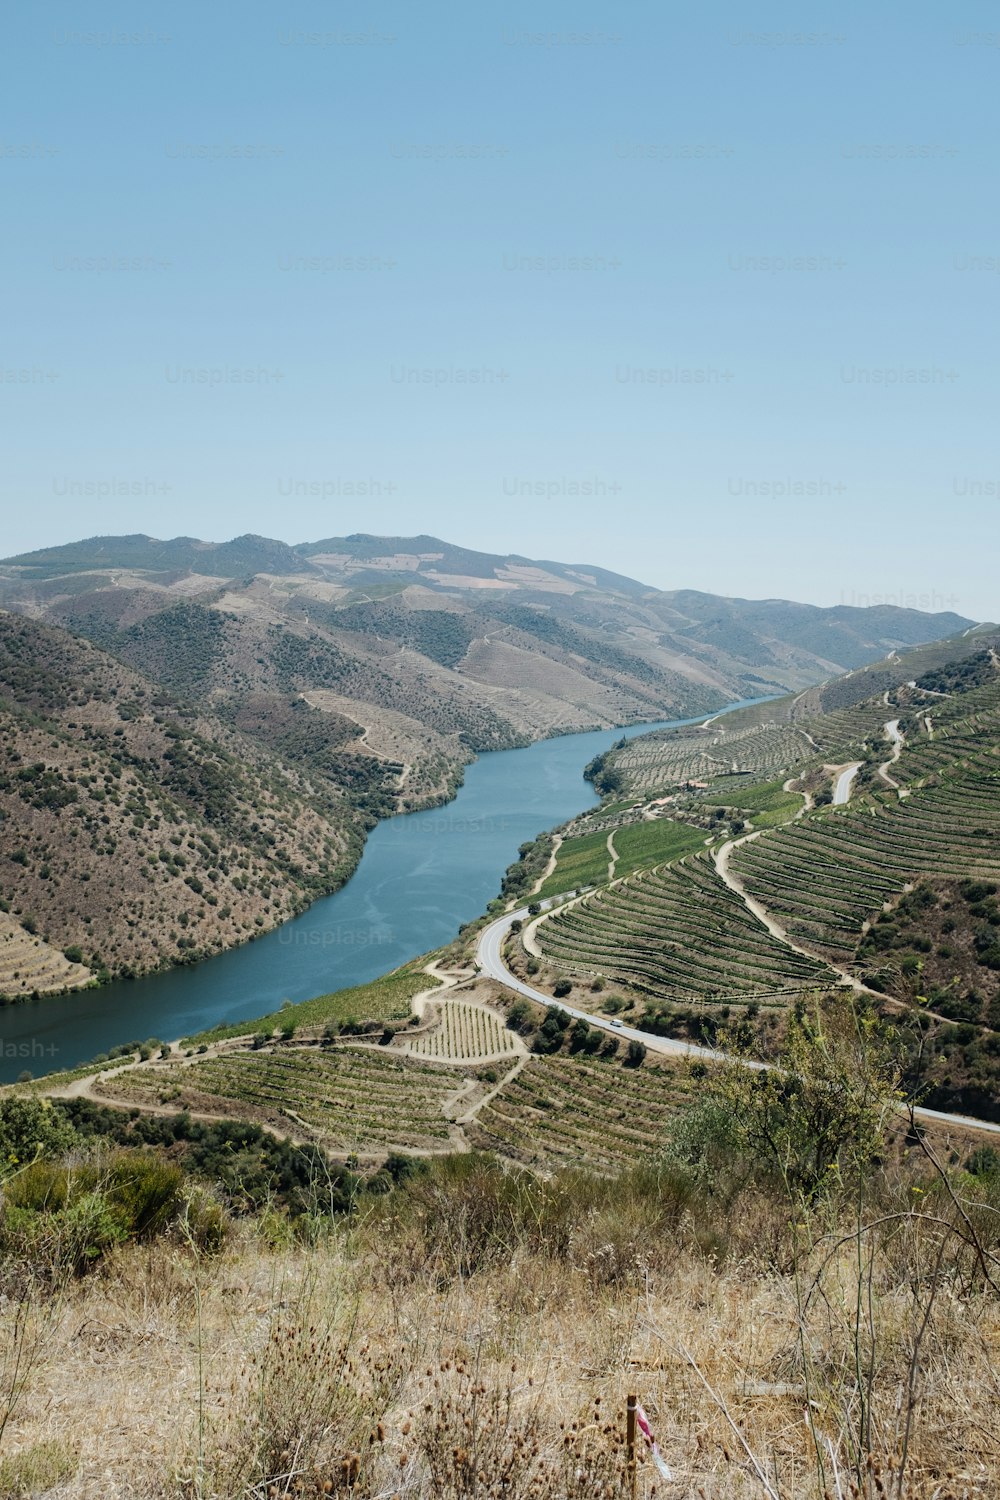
left=469, top=1055, right=691, bottom=1170
left=407, top=1000, right=518, bottom=1062
left=730, top=765, right=1000, bottom=963
left=95, top=1046, right=463, bottom=1152
left=535, top=851, right=835, bottom=1003
left=609, top=721, right=816, bottom=799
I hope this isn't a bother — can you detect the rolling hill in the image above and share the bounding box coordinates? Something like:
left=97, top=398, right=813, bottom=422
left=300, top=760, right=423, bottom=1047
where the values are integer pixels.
left=0, top=532, right=978, bottom=999
left=0, top=530, right=972, bottom=746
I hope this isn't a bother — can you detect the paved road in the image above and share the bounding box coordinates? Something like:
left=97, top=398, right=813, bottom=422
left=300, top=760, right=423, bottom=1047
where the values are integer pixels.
left=832, top=762, right=862, bottom=805
left=476, top=908, right=1000, bottom=1138
left=477, top=907, right=734, bottom=1065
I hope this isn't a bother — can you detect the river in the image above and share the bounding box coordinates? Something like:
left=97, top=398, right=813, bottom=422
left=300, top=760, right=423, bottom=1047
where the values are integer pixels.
left=0, top=699, right=766, bottom=1081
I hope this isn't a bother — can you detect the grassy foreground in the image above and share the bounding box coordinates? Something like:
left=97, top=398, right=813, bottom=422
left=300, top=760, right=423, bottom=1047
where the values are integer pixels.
left=0, top=1005, right=998, bottom=1498
left=1, top=1147, right=997, bottom=1499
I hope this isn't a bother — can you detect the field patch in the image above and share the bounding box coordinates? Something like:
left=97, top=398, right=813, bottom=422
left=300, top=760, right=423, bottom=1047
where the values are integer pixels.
left=94, top=1046, right=463, bottom=1153
left=610, top=818, right=706, bottom=879
left=468, top=1054, right=691, bottom=1170
left=405, top=999, right=520, bottom=1063
left=534, top=829, right=612, bottom=899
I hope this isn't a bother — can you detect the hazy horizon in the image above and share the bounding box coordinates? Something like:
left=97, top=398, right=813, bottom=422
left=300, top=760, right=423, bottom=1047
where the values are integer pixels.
left=0, top=523, right=980, bottom=622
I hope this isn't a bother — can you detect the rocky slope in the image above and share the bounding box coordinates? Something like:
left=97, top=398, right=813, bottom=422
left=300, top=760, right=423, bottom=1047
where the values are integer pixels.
left=0, top=613, right=362, bottom=995
left=0, top=533, right=976, bottom=998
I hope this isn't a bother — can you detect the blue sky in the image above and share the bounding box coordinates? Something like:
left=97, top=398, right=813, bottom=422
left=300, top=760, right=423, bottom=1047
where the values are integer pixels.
left=2, top=2, right=997, bottom=618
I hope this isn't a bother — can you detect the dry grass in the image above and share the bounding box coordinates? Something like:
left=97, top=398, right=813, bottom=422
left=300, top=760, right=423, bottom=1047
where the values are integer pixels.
left=0, top=1190, right=997, bottom=1500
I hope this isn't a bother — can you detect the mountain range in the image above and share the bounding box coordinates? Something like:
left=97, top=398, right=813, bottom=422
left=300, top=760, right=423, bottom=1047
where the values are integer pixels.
left=0, top=531, right=976, bottom=995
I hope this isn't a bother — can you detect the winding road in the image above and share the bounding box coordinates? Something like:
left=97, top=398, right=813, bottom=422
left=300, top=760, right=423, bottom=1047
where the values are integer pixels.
left=832, top=762, right=862, bottom=805
left=476, top=908, right=1000, bottom=1138
left=477, top=907, right=733, bottom=1066
left=879, top=718, right=906, bottom=790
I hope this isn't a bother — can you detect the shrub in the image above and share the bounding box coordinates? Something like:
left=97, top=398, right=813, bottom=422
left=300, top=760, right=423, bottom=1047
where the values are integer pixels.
left=178, top=1184, right=229, bottom=1253
left=104, top=1152, right=185, bottom=1238
left=0, top=1097, right=77, bottom=1175
left=704, top=998, right=899, bottom=1199
left=967, top=1145, right=1000, bottom=1180
left=507, top=998, right=533, bottom=1033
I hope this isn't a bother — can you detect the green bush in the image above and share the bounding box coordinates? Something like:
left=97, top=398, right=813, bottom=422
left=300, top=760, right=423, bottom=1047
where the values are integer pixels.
left=1, top=1149, right=188, bottom=1275
left=0, top=1438, right=76, bottom=1495
left=0, top=1097, right=77, bottom=1175
left=104, top=1152, right=185, bottom=1237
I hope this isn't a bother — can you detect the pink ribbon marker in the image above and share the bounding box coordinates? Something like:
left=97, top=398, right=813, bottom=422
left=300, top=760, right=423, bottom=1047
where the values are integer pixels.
left=635, top=1402, right=673, bottom=1481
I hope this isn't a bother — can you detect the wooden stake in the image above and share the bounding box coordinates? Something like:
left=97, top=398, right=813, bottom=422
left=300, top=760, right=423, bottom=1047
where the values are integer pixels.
left=626, top=1393, right=637, bottom=1500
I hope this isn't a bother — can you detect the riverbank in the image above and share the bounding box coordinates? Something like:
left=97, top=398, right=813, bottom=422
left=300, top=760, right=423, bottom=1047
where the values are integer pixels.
left=0, top=706, right=764, bottom=1081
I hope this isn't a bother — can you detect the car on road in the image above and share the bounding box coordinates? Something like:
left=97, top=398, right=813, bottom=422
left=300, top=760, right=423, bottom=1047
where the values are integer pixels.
left=610, top=1019, right=623, bottom=1029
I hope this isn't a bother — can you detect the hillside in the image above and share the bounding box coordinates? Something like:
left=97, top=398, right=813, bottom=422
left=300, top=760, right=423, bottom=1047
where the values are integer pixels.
left=0, top=613, right=366, bottom=995
left=2, top=632, right=997, bottom=1494
left=493, top=635, right=1000, bottom=1117
left=2, top=958, right=997, bottom=1498
left=0, top=535, right=979, bottom=1001
left=0, top=534, right=972, bottom=752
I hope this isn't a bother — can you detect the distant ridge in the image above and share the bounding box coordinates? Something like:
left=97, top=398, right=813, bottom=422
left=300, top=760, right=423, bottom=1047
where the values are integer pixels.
left=0, top=528, right=982, bottom=1001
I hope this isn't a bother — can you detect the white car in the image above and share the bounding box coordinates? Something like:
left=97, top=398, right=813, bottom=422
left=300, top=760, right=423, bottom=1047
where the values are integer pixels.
left=610, top=1018, right=623, bottom=1029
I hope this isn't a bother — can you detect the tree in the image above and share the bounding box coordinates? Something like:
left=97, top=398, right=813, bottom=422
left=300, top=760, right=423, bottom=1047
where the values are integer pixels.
left=0, top=1097, right=77, bottom=1175
left=710, top=998, right=898, bottom=1199
left=507, top=999, right=533, bottom=1033
left=625, top=1039, right=647, bottom=1068
left=569, top=1018, right=591, bottom=1052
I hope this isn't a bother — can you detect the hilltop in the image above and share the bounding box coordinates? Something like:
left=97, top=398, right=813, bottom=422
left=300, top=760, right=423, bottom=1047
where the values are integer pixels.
left=1, top=532, right=972, bottom=734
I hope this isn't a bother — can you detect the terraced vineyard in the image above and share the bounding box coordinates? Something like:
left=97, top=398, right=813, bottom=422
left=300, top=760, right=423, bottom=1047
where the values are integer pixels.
left=536, top=852, right=835, bottom=1004
left=0, top=914, right=91, bottom=998
left=94, top=1047, right=462, bottom=1151
left=888, top=679, right=1000, bottom=782
left=730, top=765, right=1000, bottom=963
left=900, top=729, right=1000, bottom=782
left=406, top=1000, right=519, bottom=1062
left=610, top=722, right=816, bottom=799
left=798, top=702, right=895, bottom=760
left=468, top=1055, right=690, bottom=1170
